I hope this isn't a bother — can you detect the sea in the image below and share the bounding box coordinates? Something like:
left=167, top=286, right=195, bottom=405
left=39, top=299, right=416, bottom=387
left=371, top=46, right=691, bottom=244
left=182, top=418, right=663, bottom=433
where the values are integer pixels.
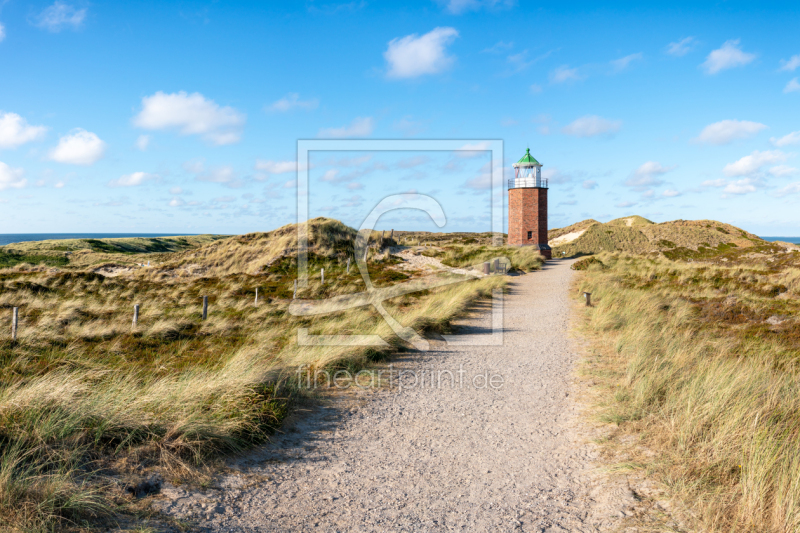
left=761, top=237, right=800, bottom=244
left=0, top=233, right=193, bottom=247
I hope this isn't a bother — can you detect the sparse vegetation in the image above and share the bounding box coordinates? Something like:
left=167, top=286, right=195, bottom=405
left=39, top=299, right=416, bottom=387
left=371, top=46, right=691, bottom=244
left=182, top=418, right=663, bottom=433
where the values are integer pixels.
left=577, top=251, right=800, bottom=532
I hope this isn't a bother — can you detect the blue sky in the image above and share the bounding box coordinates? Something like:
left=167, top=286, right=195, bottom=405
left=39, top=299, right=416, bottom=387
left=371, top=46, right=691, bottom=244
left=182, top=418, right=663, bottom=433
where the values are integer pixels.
left=1, top=0, right=800, bottom=235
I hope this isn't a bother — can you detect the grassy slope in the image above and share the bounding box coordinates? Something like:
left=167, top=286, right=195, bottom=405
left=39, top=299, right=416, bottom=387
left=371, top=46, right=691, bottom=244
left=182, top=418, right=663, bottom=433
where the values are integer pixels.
left=548, top=219, right=600, bottom=241
left=0, top=218, right=533, bottom=531
left=576, top=251, right=800, bottom=532
left=550, top=216, right=764, bottom=258
left=0, top=234, right=225, bottom=270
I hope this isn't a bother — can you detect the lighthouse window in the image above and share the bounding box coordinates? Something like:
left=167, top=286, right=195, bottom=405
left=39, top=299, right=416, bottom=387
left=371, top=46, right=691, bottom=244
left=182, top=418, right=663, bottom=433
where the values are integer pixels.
left=527, top=231, right=532, bottom=239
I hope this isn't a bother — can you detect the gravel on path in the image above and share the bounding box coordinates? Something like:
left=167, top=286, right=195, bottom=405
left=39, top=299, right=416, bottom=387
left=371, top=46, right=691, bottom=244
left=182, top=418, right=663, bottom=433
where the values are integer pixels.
left=154, top=259, right=636, bottom=532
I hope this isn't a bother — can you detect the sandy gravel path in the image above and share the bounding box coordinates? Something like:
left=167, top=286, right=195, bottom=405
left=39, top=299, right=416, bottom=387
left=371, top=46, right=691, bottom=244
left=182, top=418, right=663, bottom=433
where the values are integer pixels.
left=155, top=259, right=634, bottom=531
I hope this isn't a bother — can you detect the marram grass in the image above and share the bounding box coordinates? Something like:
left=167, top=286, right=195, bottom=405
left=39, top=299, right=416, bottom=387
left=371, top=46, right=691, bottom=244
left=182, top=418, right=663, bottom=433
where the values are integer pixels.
left=578, top=252, right=800, bottom=532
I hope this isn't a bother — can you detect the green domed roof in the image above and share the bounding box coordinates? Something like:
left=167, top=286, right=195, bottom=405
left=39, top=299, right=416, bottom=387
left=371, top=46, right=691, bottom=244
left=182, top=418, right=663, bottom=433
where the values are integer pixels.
left=515, top=148, right=540, bottom=165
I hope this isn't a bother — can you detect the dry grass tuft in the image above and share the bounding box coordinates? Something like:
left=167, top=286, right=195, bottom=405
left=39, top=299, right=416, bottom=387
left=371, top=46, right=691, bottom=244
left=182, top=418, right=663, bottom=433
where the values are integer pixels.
left=577, top=251, right=800, bottom=532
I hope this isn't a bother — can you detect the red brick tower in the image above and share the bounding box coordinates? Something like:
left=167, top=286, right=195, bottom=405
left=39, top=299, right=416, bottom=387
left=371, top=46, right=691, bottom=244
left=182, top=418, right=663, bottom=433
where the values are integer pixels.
left=508, top=148, right=551, bottom=258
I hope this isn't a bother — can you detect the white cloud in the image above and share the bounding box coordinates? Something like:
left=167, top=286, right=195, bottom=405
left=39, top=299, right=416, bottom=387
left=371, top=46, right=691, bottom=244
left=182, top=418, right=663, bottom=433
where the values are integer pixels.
left=693, top=119, right=767, bottom=145
left=266, top=93, right=319, bottom=112
left=625, top=161, right=675, bottom=189
left=775, top=182, right=800, bottom=197
left=701, top=39, right=756, bottom=74
left=0, top=22, right=5, bottom=42
left=384, top=27, right=458, bottom=79
left=0, top=112, right=48, bottom=149
left=779, top=55, right=800, bottom=72
left=196, top=166, right=239, bottom=186
left=108, top=172, right=157, bottom=187
left=784, top=78, right=800, bottom=94
left=455, top=141, right=491, bottom=158
left=394, top=116, right=426, bottom=135
left=318, top=116, right=374, bottom=138
left=135, top=134, right=150, bottom=151
left=133, top=91, right=246, bottom=145
left=550, top=65, right=582, bottom=83
left=0, top=161, right=26, bottom=190
left=610, top=53, right=642, bottom=72
left=724, top=178, right=758, bottom=195
left=666, top=37, right=695, bottom=57
left=440, top=0, right=514, bottom=14
left=169, top=197, right=185, bottom=207
left=169, top=186, right=183, bottom=194
left=255, top=160, right=303, bottom=174
left=321, top=169, right=339, bottom=182
left=769, top=165, right=799, bottom=177
left=48, top=128, right=105, bottom=165
left=771, top=131, right=800, bottom=147
left=723, top=150, right=789, bottom=177
left=702, top=179, right=727, bottom=187
left=183, top=158, right=205, bottom=174
left=582, top=180, right=597, bottom=189
left=542, top=167, right=573, bottom=185
left=54, top=181, right=64, bottom=188
left=616, top=200, right=637, bottom=208
left=462, top=161, right=499, bottom=190
left=35, top=2, right=86, bottom=32
left=482, top=41, right=513, bottom=54
left=562, top=115, right=621, bottom=138
left=662, top=189, right=681, bottom=197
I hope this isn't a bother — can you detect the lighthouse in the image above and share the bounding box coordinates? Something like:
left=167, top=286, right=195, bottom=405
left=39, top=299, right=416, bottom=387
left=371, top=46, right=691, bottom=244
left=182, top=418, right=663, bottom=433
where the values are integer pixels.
left=508, top=148, right=551, bottom=258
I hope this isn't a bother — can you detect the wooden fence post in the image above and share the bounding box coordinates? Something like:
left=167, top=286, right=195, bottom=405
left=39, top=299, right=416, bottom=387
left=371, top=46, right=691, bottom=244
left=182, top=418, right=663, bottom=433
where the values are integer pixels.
left=255, top=288, right=259, bottom=305
left=583, top=292, right=592, bottom=306
left=293, top=280, right=297, bottom=300
left=483, top=262, right=490, bottom=275
left=321, top=268, right=324, bottom=284
left=202, top=296, right=208, bottom=320
left=133, top=304, right=139, bottom=328
left=12, top=307, right=18, bottom=342
left=346, top=257, right=351, bottom=274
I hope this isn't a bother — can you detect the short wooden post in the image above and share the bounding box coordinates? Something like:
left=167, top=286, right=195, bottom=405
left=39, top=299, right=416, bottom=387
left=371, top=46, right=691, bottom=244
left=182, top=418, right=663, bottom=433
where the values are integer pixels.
left=321, top=268, right=324, bottom=284
left=132, top=304, right=139, bottom=328
left=583, top=292, right=592, bottom=306
left=12, top=307, right=18, bottom=341
left=346, top=257, right=351, bottom=274
left=202, top=296, right=208, bottom=320
left=483, top=262, right=490, bottom=275
left=293, top=280, right=297, bottom=299
left=363, top=246, right=368, bottom=262
left=390, top=229, right=394, bottom=240
left=254, top=288, right=259, bottom=305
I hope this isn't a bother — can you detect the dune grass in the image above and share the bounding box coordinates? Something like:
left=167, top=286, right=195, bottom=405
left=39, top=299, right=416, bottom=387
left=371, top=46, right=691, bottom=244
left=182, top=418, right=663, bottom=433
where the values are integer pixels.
left=0, top=220, right=518, bottom=531
left=417, top=243, right=544, bottom=272
left=551, top=216, right=764, bottom=258
left=576, top=252, right=800, bottom=532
